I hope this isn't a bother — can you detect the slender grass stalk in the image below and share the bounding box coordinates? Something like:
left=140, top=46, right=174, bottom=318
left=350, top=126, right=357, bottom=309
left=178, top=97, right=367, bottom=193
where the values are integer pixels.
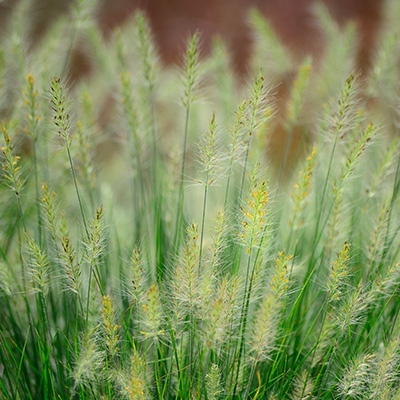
left=238, top=73, right=268, bottom=203
left=65, top=144, right=89, bottom=236
left=174, top=32, right=200, bottom=252
left=308, top=73, right=356, bottom=269
left=233, top=175, right=269, bottom=396
left=224, top=101, right=246, bottom=211
left=136, top=12, right=165, bottom=278
left=288, top=146, right=317, bottom=250
left=24, top=72, right=43, bottom=246
left=85, top=206, right=106, bottom=322
left=380, top=147, right=400, bottom=265
left=50, top=77, right=89, bottom=237
left=198, top=113, right=218, bottom=272
left=1, top=127, right=26, bottom=233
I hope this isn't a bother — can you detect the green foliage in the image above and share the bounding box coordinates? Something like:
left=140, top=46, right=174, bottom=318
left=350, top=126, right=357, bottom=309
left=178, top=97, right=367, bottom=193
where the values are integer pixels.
left=1, top=1, right=400, bottom=399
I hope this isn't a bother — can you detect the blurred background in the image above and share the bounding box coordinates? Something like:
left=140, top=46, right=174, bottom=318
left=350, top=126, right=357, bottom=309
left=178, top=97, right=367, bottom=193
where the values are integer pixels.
left=0, top=0, right=390, bottom=178
left=0, top=0, right=383, bottom=78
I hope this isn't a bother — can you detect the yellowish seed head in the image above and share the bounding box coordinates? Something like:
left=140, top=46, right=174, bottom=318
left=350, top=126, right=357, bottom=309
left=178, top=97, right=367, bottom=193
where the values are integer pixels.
left=27, top=73, right=34, bottom=85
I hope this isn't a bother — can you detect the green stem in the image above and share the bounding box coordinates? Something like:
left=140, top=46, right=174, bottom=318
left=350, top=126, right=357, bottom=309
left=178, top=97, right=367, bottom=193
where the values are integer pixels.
left=148, top=89, right=164, bottom=279
left=243, top=357, right=258, bottom=399
left=306, top=130, right=340, bottom=278
left=233, top=246, right=255, bottom=397
left=224, top=167, right=233, bottom=212
left=16, top=194, right=27, bottom=234
left=174, top=104, right=191, bottom=252
left=380, top=149, right=400, bottom=264
left=32, top=142, right=43, bottom=248
left=65, top=143, right=88, bottom=237
left=239, top=137, right=251, bottom=204
left=198, top=180, right=209, bottom=273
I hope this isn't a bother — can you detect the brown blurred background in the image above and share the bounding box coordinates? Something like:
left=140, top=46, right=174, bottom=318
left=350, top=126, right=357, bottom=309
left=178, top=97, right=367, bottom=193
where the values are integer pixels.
left=0, top=0, right=386, bottom=177
left=0, top=0, right=383, bottom=77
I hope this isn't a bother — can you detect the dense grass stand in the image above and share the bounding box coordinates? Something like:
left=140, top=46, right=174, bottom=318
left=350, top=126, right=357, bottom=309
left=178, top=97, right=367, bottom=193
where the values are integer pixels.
left=1, top=1, right=400, bottom=399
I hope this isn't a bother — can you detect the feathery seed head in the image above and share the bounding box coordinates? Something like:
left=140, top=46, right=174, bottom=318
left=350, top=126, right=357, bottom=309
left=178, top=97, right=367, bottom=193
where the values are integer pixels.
left=125, top=352, right=148, bottom=399
left=185, top=222, right=199, bottom=256
left=27, top=72, right=33, bottom=85
left=1, top=127, right=23, bottom=195
left=199, top=213, right=227, bottom=320
left=369, top=338, right=400, bottom=399
left=24, top=72, right=41, bottom=140
left=206, top=210, right=226, bottom=273
left=271, top=252, right=292, bottom=298
left=241, top=174, right=269, bottom=254
left=374, top=263, right=400, bottom=297
left=50, top=77, right=72, bottom=144
left=330, top=73, right=357, bottom=140
left=338, top=354, right=375, bottom=399
left=73, top=327, right=101, bottom=387
left=136, top=11, right=157, bottom=92
left=367, top=202, right=389, bottom=269
left=367, top=139, right=399, bottom=199
left=286, top=57, right=312, bottom=130
left=141, top=284, right=164, bottom=340
left=290, top=371, right=315, bottom=400
left=26, top=236, right=49, bottom=295
left=336, top=282, right=372, bottom=332
left=291, top=146, right=317, bottom=215
left=250, top=294, right=279, bottom=361
left=199, top=112, right=219, bottom=186
left=182, top=32, right=200, bottom=107
left=340, top=122, right=375, bottom=193
left=203, top=277, right=236, bottom=347
left=128, top=247, right=147, bottom=303
left=60, top=235, right=82, bottom=295
left=174, top=223, right=200, bottom=308
left=250, top=251, right=292, bottom=359
left=115, top=28, right=127, bottom=71
left=0, top=262, right=13, bottom=297
left=84, top=205, right=106, bottom=267
left=102, top=295, right=119, bottom=357
left=115, top=32, right=139, bottom=141
left=206, top=364, right=222, bottom=400
left=247, top=72, right=270, bottom=135
left=327, top=242, right=350, bottom=302
left=41, top=183, right=59, bottom=243
left=227, top=100, right=247, bottom=163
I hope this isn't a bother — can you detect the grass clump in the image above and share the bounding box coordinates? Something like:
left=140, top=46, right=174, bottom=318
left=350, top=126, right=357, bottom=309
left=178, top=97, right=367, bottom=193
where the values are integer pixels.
left=1, top=1, right=400, bottom=399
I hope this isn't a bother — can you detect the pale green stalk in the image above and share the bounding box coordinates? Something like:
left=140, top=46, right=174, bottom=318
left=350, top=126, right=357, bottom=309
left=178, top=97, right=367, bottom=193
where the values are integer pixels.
left=24, top=72, right=43, bottom=247
left=198, top=113, right=218, bottom=272
left=224, top=101, right=246, bottom=211
left=308, top=73, right=356, bottom=268
left=238, top=73, right=268, bottom=203
left=174, top=32, right=200, bottom=252
left=50, top=77, right=89, bottom=237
